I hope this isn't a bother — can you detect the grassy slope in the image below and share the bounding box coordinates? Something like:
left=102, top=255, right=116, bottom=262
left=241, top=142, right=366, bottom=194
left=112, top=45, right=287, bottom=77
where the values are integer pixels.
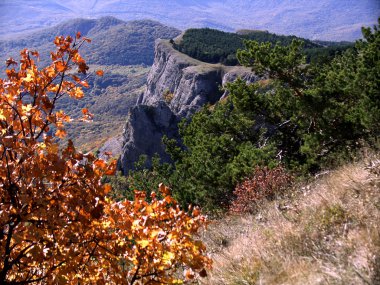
left=201, top=153, right=380, bottom=284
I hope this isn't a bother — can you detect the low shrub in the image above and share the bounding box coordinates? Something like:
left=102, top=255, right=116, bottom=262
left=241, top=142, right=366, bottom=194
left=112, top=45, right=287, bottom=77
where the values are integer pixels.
left=230, top=166, right=292, bottom=213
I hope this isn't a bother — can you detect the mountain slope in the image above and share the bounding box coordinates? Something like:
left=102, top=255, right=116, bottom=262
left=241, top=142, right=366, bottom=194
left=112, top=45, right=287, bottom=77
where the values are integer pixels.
left=1, top=0, right=379, bottom=41
left=0, top=17, right=180, bottom=68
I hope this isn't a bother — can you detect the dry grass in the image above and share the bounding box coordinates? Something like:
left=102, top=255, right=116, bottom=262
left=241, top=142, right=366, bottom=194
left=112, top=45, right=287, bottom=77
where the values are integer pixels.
left=199, top=154, right=380, bottom=285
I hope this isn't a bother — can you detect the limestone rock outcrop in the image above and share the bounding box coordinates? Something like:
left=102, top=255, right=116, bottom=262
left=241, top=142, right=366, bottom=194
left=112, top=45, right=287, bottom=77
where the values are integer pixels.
left=119, top=39, right=258, bottom=173
left=119, top=101, right=179, bottom=174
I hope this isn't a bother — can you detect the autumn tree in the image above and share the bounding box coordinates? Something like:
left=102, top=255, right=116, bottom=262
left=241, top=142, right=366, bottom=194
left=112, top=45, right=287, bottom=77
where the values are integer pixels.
left=0, top=34, right=210, bottom=284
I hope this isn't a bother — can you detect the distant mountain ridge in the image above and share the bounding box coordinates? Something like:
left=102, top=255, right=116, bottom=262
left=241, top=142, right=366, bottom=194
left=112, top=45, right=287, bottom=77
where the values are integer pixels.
left=0, top=17, right=180, bottom=68
left=0, top=0, right=379, bottom=41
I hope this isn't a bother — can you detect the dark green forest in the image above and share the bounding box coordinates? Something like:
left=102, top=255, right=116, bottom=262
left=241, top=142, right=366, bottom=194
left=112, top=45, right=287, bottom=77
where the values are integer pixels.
left=173, top=28, right=353, bottom=66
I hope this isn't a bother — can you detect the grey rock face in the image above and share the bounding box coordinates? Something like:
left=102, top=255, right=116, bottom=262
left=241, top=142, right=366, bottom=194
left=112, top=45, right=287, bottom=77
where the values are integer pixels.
left=120, top=39, right=258, bottom=173
left=138, top=40, right=258, bottom=117
left=98, top=136, right=124, bottom=161
left=119, top=101, right=179, bottom=174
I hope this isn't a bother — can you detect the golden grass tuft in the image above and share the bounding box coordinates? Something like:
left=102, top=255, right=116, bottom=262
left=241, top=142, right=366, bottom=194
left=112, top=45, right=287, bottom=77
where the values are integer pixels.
left=200, top=154, right=380, bottom=284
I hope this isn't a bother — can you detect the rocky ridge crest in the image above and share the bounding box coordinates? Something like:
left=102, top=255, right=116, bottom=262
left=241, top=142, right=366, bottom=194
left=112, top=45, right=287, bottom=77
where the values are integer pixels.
left=119, top=39, right=258, bottom=173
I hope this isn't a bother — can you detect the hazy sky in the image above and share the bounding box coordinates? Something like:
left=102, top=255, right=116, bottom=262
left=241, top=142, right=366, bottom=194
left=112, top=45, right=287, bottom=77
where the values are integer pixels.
left=0, top=0, right=379, bottom=40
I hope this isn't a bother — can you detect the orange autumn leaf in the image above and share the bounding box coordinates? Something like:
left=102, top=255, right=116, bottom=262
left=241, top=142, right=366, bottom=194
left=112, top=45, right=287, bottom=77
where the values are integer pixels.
left=73, top=52, right=85, bottom=63
left=30, top=50, right=39, bottom=58
left=80, top=80, right=89, bottom=88
left=71, top=87, right=84, bottom=98
left=94, top=159, right=107, bottom=169
left=96, top=69, right=104, bottom=76
left=104, top=184, right=112, bottom=194
left=104, top=160, right=117, bottom=175
left=184, top=269, right=195, bottom=280
left=55, top=128, right=67, bottom=138
left=72, top=74, right=80, bottom=82
left=55, top=60, right=66, bottom=72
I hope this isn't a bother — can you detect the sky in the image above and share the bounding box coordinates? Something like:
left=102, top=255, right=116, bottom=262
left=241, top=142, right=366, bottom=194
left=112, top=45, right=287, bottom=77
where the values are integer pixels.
left=0, top=0, right=379, bottom=40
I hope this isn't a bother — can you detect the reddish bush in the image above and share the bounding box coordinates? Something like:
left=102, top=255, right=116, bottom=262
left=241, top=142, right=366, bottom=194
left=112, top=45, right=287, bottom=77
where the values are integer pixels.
left=231, top=166, right=292, bottom=213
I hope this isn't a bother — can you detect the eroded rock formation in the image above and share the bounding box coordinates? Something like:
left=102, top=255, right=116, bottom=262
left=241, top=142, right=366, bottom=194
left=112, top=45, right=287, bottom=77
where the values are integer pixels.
left=119, top=39, right=258, bottom=173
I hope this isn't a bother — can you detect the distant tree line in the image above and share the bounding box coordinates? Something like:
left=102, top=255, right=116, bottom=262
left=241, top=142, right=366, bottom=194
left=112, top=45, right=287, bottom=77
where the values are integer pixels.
left=172, top=28, right=353, bottom=65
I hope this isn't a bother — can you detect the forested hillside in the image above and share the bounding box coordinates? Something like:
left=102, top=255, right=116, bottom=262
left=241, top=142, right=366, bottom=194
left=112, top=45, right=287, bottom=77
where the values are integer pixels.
left=173, top=28, right=353, bottom=65
left=110, top=21, right=379, bottom=212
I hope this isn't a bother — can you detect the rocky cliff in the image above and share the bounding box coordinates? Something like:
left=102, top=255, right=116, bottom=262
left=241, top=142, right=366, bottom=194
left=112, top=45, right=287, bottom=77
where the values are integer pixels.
left=119, top=39, right=258, bottom=173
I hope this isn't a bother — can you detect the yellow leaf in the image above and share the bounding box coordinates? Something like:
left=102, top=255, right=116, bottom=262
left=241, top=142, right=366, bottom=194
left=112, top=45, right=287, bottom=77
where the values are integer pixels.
left=137, top=239, right=150, bottom=248
left=149, top=229, right=160, bottom=239
left=0, top=110, right=6, bottom=120
left=46, top=66, right=56, bottom=77
left=47, top=143, right=59, bottom=154
left=162, top=252, right=175, bottom=265
left=22, top=104, right=32, bottom=114
left=132, top=219, right=141, bottom=229
left=145, top=205, right=153, bottom=214
left=23, top=73, right=33, bottom=82
left=39, top=142, right=46, bottom=149
left=72, top=87, right=84, bottom=99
